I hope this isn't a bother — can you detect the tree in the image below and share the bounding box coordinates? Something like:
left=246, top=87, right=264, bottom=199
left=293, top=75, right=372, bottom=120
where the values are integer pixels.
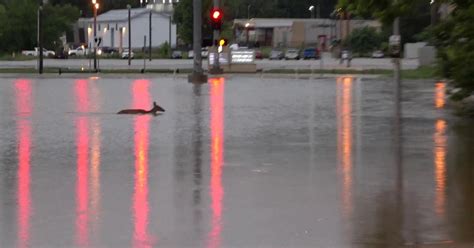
left=0, top=0, right=80, bottom=53
left=429, top=2, right=474, bottom=101
left=344, top=27, right=383, bottom=55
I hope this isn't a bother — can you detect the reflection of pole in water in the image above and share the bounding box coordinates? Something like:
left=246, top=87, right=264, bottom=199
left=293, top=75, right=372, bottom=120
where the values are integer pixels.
left=192, top=84, right=204, bottom=233
left=336, top=76, right=353, bottom=218
left=208, top=78, right=225, bottom=248
left=74, top=79, right=90, bottom=246
left=132, top=80, right=152, bottom=248
left=15, top=79, right=32, bottom=248
left=90, top=119, right=101, bottom=235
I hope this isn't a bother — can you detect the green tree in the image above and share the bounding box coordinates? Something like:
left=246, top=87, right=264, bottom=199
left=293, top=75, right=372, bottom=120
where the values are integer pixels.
left=429, top=2, right=474, bottom=100
left=344, top=27, right=383, bottom=55
left=0, top=0, right=80, bottom=53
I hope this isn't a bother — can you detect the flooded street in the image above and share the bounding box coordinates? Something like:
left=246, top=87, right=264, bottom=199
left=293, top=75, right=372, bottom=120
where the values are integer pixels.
left=0, top=75, right=473, bottom=247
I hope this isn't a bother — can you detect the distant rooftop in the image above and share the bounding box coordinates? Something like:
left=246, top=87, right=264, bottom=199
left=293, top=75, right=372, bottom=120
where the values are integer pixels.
left=85, top=8, right=169, bottom=23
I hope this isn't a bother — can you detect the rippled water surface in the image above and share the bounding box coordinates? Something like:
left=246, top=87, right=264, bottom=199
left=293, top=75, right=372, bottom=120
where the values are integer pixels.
left=0, top=75, right=473, bottom=248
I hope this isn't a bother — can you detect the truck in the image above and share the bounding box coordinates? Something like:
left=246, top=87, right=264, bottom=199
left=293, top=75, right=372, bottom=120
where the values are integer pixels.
left=68, top=46, right=88, bottom=56
left=22, top=47, right=55, bottom=57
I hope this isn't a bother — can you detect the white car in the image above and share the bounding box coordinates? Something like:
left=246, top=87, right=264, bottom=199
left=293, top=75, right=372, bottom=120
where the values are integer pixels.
left=68, top=46, right=87, bottom=56
left=187, top=48, right=209, bottom=59
left=121, top=49, right=134, bottom=59
left=371, top=50, right=385, bottom=58
left=284, top=48, right=300, bottom=60
left=21, top=47, right=55, bottom=57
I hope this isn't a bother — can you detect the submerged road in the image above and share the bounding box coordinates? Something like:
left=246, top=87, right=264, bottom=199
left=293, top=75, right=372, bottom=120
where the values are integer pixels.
left=0, top=55, right=419, bottom=71
left=0, top=75, right=472, bottom=247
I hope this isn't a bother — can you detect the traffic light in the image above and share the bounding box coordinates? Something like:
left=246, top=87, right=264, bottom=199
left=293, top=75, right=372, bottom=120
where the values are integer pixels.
left=213, top=38, right=228, bottom=46
left=210, top=8, right=223, bottom=30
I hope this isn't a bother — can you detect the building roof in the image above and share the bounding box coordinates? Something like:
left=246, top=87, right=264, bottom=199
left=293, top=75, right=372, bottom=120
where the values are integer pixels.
left=85, top=8, right=169, bottom=23
left=234, top=18, right=380, bottom=29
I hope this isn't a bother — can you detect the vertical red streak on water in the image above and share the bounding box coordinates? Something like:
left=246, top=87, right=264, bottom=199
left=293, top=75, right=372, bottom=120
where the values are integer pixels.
left=208, top=78, right=225, bottom=248
left=75, top=79, right=89, bottom=247
left=435, top=82, right=446, bottom=109
left=337, top=77, right=353, bottom=218
left=15, top=79, right=32, bottom=248
left=434, top=119, right=447, bottom=216
left=132, top=80, right=151, bottom=248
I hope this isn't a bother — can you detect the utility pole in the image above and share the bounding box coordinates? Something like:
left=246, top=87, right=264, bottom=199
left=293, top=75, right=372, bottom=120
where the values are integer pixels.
left=128, top=4, right=131, bottom=66
left=93, top=0, right=98, bottom=72
left=169, top=15, right=172, bottom=58
left=188, top=0, right=207, bottom=83
left=393, top=17, right=401, bottom=95
left=149, top=10, right=152, bottom=61
left=37, top=1, right=43, bottom=74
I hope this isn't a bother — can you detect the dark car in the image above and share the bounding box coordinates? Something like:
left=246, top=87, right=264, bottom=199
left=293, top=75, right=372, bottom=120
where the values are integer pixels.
left=269, top=50, right=284, bottom=60
left=303, top=47, right=319, bottom=59
left=171, top=50, right=183, bottom=59
left=101, top=47, right=118, bottom=55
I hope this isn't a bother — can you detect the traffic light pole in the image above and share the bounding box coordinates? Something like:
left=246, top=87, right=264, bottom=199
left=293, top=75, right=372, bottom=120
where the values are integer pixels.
left=188, top=0, right=207, bottom=83
left=209, top=0, right=223, bottom=75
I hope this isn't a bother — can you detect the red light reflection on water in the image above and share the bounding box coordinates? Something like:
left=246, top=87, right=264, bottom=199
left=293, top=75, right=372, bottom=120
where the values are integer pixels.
left=75, top=79, right=90, bottom=246
left=132, top=80, right=152, bottom=248
left=208, top=77, right=225, bottom=248
left=434, top=119, right=447, bottom=216
left=337, top=77, right=353, bottom=218
left=15, top=79, right=32, bottom=248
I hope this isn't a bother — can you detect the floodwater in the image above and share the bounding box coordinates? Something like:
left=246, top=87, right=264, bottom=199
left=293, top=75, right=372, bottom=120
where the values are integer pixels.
left=0, top=75, right=472, bottom=248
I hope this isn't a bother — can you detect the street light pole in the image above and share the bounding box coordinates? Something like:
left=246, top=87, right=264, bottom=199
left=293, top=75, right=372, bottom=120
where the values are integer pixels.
left=37, top=1, right=43, bottom=74
left=128, top=4, right=131, bottom=66
left=247, top=4, right=251, bottom=19
left=92, top=0, right=98, bottom=72
left=309, top=5, right=315, bottom=19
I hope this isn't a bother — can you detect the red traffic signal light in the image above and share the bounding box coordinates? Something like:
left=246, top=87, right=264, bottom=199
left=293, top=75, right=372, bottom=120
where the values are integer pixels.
left=210, top=8, right=223, bottom=30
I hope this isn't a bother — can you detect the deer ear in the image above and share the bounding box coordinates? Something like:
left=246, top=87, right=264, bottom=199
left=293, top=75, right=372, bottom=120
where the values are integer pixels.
left=153, top=101, right=157, bottom=107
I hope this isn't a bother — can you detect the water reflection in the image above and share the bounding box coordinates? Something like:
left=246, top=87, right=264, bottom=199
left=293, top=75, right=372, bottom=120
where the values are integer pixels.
left=434, top=119, right=447, bottom=217
left=208, top=78, right=225, bottom=248
left=435, top=82, right=446, bottom=109
left=336, top=77, right=353, bottom=218
left=75, top=79, right=90, bottom=246
left=15, top=79, right=32, bottom=248
left=132, top=79, right=152, bottom=248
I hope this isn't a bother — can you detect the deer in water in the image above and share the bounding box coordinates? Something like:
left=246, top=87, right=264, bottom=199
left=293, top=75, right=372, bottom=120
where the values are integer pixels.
left=117, top=101, right=165, bottom=115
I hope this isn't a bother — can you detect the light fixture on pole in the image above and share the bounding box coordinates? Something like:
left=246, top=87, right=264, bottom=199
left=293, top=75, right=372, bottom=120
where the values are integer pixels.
left=309, top=5, right=315, bottom=19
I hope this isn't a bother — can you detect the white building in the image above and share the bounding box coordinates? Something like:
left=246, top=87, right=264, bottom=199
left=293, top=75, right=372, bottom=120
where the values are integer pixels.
left=77, top=8, right=176, bottom=50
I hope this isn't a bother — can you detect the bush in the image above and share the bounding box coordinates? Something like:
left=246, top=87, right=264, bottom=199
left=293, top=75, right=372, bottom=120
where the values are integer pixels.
left=343, top=27, right=383, bottom=55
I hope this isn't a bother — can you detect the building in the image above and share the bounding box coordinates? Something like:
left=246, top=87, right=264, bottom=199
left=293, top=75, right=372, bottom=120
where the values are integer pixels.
left=233, top=18, right=381, bottom=50
left=74, top=7, right=176, bottom=51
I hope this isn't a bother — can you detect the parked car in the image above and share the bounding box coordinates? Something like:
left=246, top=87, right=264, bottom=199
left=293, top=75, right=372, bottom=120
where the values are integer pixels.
left=68, top=46, right=87, bottom=56
left=172, top=50, right=183, bottom=59
left=269, top=49, right=284, bottom=60
left=187, top=50, right=194, bottom=59
left=284, top=48, right=300, bottom=60
left=101, top=47, right=118, bottom=55
left=121, top=49, right=134, bottom=59
left=22, top=47, right=55, bottom=57
left=255, top=50, right=263, bottom=59
left=371, top=50, right=384, bottom=58
left=302, top=47, right=319, bottom=59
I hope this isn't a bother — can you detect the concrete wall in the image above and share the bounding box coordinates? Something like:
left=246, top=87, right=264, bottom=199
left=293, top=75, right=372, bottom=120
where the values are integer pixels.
left=86, top=13, right=176, bottom=50
left=404, top=42, right=427, bottom=59
left=419, top=46, right=437, bottom=66
left=291, top=22, right=305, bottom=48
